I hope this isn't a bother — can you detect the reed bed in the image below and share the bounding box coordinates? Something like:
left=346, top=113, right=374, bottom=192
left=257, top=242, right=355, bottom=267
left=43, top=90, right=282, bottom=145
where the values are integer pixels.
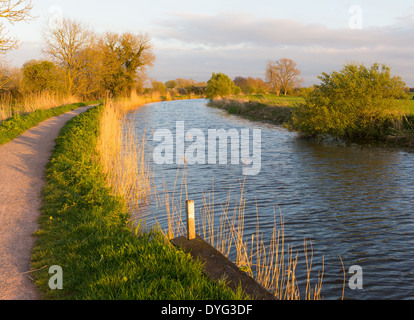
left=96, top=92, right=162, bottom=215
left=0, top=92, right=79, bottom=121
left=97, top=101, right=148, bottom=208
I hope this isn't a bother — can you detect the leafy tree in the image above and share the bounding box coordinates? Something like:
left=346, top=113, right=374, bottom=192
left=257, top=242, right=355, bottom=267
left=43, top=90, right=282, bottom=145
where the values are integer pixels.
left=99, top=32, right=155, bottom=97
left=21, top=60, right=64, bottom=94
left=165, top=80, right=177, bottom=89
left=205, top=73, right=240, bottom=100
left=291, top=63, right=409, bottom=139
left=151, top=80, right=166, bottom=94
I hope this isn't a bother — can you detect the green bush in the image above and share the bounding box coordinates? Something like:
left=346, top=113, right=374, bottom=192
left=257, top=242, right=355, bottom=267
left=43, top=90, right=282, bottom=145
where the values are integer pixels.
left=291, top=63, right=409, bottom=140
left=206, top=73, right=241, bottom=100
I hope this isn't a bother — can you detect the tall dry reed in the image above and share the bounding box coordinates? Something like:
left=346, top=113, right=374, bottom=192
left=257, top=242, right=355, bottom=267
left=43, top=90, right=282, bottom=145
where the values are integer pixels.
left=96, top=91, right=162, bottom=216
left=0, top=92, right=79, bottom=121
left=198, top=185, right=324, bottom=300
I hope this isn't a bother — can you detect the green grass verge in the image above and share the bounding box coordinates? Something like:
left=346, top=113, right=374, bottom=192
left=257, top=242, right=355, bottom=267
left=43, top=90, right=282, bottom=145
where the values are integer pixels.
left=31, top=105, right=244, bottom=300
left=209, top=96, right=297, bottom=125
left=0, top=102, right=90, bottom=146
left=238, top=94, right=305, bottom=107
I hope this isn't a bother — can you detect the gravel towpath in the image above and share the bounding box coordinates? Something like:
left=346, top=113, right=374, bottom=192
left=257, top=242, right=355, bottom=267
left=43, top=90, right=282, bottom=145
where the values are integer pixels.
left=0, top=105, right=95, bottom=300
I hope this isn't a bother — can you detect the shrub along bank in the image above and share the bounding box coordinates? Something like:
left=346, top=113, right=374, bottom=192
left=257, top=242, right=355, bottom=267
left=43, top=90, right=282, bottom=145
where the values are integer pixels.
left=208, top=64, right=414, bottom=149
left=31, top=105, right=244, bottom=300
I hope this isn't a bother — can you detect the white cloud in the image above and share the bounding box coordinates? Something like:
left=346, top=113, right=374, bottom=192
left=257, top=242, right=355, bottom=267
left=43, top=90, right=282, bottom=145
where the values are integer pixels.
left=154, top=12, right=413, bottom=48
left=151, top=12, right=414, bottom=86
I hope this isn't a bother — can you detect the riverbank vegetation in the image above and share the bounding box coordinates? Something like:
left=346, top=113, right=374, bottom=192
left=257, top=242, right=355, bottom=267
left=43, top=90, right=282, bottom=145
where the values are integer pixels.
left=151, top=78, right=207, bottom=100
left=204, top=59, right=304, bottom=125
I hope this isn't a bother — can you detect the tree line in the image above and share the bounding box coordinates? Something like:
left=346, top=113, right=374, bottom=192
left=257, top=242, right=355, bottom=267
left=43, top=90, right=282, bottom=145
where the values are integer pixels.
left=1, top=8, right=155, bottom=100
left=0, top=0, right=303, bottom=103
left=205, top=58, right=304, bottom=99
left=149, top=78, right=207, bottom=96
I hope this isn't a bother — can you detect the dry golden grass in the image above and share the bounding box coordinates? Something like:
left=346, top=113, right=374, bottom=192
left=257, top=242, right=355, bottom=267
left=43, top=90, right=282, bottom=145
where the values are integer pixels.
left=96, top=91, right=163, bottom=215
left=114, top=90, right=162, bottom=112
left=0, top=92, right=79, bottom=121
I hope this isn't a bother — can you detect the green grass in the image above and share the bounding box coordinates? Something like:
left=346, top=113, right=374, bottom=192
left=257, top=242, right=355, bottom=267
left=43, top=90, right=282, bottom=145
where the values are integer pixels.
left=406, top=99, right=414, bottom=115
left=233, top=94, right=305, bottom=107
left=31, top=105, right=245, bottom=300
left=0, top=102, right=88, bottom=146
left=208, top=94, right=301, bottom=125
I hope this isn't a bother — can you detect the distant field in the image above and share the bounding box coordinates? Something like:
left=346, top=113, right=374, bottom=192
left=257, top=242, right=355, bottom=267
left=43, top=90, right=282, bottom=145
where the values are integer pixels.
left=406, top=100, right=414, bottom=115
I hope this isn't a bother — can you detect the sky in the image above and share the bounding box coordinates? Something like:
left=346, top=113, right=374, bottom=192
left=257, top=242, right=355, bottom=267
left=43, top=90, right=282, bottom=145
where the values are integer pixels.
left=4, top=0, right=414, bottom=86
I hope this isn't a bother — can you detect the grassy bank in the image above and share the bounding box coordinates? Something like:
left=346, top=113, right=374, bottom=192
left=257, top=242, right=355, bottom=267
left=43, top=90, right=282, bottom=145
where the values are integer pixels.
left=236, top=94, right=305, bottom=106
left=208, top=95, right=300, bottom=125
left=0, top=102, right=90, bottom=146
left=31, top=104, right=244, bottom=300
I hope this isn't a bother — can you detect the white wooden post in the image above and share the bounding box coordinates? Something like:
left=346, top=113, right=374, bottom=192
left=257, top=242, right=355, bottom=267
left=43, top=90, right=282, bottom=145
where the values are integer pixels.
left=186, top=200, right=196, bottom=240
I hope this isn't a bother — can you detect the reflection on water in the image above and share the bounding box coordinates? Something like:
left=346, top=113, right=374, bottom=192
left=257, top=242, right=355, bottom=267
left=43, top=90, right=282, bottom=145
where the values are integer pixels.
left=126, top=99, right=414, bottom=300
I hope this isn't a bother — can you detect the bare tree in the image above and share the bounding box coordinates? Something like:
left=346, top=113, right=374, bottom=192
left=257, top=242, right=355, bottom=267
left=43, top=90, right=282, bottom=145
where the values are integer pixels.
left=0, top=0, right=33, bottom=54
left=277, top=58, right=303, bottom=95
left=266, top=58, right=303, bottom=96
left=0, top=60, right=21, bottom=93
left=43, top=17, right=96, bottom=95
left=266, top=60, right=281, bottom=96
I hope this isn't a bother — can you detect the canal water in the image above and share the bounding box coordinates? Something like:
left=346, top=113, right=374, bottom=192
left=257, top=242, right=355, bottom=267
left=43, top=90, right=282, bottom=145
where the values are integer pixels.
left=126, top=99, right=414, bottom=300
